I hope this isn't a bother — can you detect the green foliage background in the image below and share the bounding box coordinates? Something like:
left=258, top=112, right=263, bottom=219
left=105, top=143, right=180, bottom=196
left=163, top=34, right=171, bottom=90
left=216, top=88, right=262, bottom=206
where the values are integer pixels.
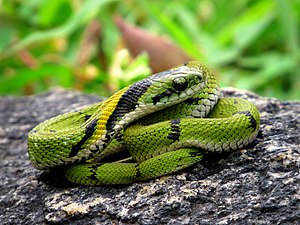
left=0, top=0, right=299, bottom=100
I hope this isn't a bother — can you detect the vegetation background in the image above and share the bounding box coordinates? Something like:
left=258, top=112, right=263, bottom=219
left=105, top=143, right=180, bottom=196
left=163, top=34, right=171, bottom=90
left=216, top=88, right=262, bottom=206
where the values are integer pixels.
left=0, top=0, right=299, bottom=100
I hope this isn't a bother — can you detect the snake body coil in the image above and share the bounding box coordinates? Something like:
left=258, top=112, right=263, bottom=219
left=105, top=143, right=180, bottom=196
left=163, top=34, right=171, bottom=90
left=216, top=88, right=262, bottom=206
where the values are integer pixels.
left=28, top=61, right=260, bottom=185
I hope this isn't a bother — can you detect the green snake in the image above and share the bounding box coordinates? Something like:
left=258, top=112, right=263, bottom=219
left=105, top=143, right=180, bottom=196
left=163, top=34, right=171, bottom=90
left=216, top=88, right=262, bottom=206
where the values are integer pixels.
left=28, top=61, right=260, bottom=185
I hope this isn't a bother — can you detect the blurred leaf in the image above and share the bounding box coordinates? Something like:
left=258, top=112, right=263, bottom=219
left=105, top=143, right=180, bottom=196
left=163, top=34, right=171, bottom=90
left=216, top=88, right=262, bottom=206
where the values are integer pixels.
left=0, top=0, right=117, bottom=58
left=234, top=14, right=273, bottom=50
left=115, top=16, right=191, bottom=73
left=109, top=50, right=150, bottom=92
left=0, top=0, right=299, bottom=100
left=0, top=24, right=15, bottom=52
left=0, top=65, right=73, bottom=94
left=237, top=53, right=297, bottom=90
left=171, top=2, right=243, bottom=65
left=137, top=0, right=199, bottom=58
left=39, top=0, right=72, bottom=27
left=116, top=52, right=150, bottom=88
left=216, top=0, right=274, bottom=48
left=275, top=0, right=299, bottom=52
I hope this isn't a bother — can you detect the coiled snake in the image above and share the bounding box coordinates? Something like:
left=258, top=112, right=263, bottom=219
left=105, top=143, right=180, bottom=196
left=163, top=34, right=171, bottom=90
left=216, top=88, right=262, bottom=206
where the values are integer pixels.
left=28, top=61, right=260, bottom=185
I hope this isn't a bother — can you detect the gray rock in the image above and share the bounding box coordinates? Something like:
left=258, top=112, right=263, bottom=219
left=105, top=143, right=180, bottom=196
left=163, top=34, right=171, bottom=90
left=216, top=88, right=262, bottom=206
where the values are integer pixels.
left=0, top=88, right=299, bottom=225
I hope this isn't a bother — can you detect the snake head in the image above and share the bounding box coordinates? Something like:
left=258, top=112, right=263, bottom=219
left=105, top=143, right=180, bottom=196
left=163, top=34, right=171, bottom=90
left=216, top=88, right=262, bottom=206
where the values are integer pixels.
left=140, top=61, right=208, bottom=107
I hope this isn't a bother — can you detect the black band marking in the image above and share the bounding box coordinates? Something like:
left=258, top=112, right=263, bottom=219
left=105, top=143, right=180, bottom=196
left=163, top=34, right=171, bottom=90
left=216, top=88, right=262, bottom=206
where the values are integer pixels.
left=69, top=119, right=98, bottom=157
left=115, top=132, right=124, bottom=142
left=88, top=163, right=102, bottom=181
left=105, top=78, right=153, bottom=134
left=167, top=119, right=181, bottom=142
left=85, top=114, right=92, bottom=121
left=235, top=110, right=258, bottom=131
left=90, top=144, right=100, bottom=154
left=135, top=164, right=141, bottom=179
left=152, top=88, right=175, bottom=105
left=184, top=97, right=202, bottom=105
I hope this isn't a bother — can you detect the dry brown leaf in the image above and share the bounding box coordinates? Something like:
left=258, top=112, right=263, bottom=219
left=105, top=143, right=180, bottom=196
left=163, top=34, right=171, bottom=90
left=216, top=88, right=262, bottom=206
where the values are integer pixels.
left=114, top=16, right=192, bottom=73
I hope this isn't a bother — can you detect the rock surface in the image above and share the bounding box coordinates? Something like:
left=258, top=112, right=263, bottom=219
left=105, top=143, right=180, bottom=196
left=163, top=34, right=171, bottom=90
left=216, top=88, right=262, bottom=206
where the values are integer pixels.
left=0, top=88, right=299, bottom=225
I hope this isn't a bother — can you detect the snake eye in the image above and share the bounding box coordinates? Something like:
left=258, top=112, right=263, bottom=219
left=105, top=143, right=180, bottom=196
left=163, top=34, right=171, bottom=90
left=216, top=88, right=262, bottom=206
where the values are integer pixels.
left=197, top=75, right=203, bottom=81
left=172, top=77, right=188, bottom=91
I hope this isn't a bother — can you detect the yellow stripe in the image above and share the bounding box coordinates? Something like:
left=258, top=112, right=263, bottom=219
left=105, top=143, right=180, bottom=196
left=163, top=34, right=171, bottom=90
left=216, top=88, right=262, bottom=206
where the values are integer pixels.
left=87, top=87, right=130, bottom=145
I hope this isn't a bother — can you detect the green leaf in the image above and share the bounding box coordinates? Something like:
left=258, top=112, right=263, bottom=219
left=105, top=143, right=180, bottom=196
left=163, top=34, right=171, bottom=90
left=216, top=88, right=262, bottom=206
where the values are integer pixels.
left=0, top=24, right=15, bottom=52
left=216, top=0, right=274, bottom=49
left=275, top=0, right=299, bottom=52
left=0, top=65, right=73, bottom=94
left=0, top=0, right=118, bottom=59
left=237, top=53, right=296, bottom=90
left=38, top=0, right=72, bottom=27
left=137, top=0, right=198, bottom=57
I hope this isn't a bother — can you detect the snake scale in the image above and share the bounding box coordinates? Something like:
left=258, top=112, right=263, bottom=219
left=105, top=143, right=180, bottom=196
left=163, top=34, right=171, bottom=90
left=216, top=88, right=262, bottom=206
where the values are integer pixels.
left=28, top=61, right=260, bottom=185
